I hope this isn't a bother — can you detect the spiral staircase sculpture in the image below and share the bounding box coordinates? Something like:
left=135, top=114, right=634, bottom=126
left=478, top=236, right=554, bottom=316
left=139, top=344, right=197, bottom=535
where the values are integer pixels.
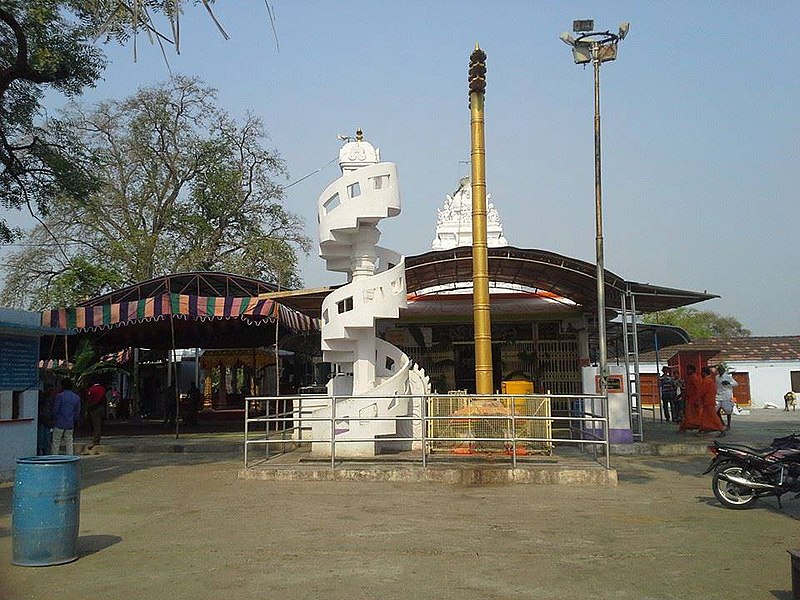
left=310, top=132, right=429, bottom=457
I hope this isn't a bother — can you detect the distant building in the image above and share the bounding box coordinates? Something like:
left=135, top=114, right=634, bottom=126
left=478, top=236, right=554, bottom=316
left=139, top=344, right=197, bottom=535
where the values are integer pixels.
left=638, top=336, right=800, bottom=409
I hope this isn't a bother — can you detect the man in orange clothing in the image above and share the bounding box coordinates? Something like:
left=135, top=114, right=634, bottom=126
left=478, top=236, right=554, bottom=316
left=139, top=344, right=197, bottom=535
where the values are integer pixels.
left=678, top=365, right=702, bottom=432
left=697, top=366, right=724, bottom=436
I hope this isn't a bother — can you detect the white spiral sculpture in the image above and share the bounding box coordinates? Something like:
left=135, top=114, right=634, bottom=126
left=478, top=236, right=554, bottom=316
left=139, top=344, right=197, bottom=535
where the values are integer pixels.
left=311, top=133, right=429, bottom=457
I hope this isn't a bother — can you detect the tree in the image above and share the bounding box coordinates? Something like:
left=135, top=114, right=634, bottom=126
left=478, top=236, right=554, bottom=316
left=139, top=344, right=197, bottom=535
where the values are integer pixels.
left=1, top=76, right=310, bottom=309
left=1, top=1, right=274, bottom=243
left=0, top=0, right=106, bottom=243
left=642, top=308, right=751, bottom=340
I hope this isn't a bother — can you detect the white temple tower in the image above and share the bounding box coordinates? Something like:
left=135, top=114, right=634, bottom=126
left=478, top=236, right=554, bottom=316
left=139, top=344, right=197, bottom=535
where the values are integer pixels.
left=310, top=131, right=429, bottom=456
left=431, top=176, right=508, bottom=250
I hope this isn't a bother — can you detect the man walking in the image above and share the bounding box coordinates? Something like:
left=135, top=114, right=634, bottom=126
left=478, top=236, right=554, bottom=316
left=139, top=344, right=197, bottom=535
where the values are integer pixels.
left=86, top=381, right=106, bottom=449
left=51, top=379, right=81, bottom=455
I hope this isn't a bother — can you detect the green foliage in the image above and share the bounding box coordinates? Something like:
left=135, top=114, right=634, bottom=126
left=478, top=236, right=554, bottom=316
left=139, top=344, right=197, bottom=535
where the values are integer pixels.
left=1, top=77, right=310, bottom=308
left=52, top=338, right=128, bottom=390
left=0, top=0, right=107, bottom=242
left=642, top=307, right=751, bottom=340
left=0, top=0, right=244, bottom=243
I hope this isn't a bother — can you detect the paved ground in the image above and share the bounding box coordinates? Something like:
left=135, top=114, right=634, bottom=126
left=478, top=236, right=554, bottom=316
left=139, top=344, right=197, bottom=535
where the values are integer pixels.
left=1, top=408, right=797, bottom=600
left=637, top=406, right=800, bottom=450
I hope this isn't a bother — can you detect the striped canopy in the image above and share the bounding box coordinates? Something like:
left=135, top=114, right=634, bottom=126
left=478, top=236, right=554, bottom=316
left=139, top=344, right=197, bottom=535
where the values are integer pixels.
left=41, top=293, right=319, bottom=333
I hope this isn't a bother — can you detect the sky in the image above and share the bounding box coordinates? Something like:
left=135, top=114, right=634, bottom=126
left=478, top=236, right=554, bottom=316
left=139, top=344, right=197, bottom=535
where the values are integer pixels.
left=2, top=1, right=799, bottom=335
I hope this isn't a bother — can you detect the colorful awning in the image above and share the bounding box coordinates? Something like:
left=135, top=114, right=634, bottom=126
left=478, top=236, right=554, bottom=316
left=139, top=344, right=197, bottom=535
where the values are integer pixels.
left=41, top=293, right=319, bottom=333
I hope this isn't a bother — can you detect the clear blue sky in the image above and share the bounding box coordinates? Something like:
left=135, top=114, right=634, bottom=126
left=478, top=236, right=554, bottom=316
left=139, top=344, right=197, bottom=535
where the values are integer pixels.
left=3, top=1, right=799, bottom=335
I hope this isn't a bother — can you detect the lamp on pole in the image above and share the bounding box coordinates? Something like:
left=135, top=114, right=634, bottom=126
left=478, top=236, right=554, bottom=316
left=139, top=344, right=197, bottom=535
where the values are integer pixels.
left=559, top=19, right=630, bottom=394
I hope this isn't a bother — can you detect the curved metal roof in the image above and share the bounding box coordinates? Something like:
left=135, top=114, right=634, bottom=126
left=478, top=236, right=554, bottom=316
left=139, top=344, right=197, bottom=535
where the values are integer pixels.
left=405, top=246, right=717, bottom=313
left=78, top=272, right=278, bottom=307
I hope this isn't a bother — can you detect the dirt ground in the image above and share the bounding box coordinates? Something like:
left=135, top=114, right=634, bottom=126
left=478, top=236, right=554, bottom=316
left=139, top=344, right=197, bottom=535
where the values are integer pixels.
left=0, top=451, right=796, bottom=600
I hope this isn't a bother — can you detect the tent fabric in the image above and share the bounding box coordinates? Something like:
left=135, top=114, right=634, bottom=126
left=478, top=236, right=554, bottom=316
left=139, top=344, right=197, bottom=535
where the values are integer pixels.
left=41, top=293, right=319, bottom=333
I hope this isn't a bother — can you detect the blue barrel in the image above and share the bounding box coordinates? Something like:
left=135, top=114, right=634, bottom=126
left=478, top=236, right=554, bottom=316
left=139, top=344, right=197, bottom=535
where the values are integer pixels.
left=12, top=456, right=81, bottom=566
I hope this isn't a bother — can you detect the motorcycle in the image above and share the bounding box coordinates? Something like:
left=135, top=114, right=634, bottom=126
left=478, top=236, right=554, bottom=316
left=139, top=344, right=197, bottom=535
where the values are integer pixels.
left=703, top=434, right=800, bottom=510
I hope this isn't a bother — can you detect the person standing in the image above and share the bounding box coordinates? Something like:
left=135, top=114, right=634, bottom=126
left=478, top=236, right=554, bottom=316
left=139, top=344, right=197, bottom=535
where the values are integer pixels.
left=51, top=379, right=81, bottom=455
left=678, top=365, right=702, bottom=432
left=186, top=381, right=202, bottom=426
left=715, top=365, right=738, bottom=432
left=86, top=381, right=106, bottom=449
left=163, top=382, right=177, bottom=427
left=37, top=385, right=54, bottom=455
left=105, top=385, right=120, bottom=420
left=659, top=366, right=678, bottom=423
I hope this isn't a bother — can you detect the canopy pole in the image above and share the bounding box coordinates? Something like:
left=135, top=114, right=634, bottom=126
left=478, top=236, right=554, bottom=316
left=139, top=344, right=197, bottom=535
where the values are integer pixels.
left=132, top=348, right=140, bottom=422
left=275, top=276, right=281, bottom=397
left=169, top=315, right=180, bottom=439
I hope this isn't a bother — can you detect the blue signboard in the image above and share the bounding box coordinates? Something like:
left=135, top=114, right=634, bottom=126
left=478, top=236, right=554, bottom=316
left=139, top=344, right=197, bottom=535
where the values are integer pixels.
left=0, top=335, right=39, bottom=391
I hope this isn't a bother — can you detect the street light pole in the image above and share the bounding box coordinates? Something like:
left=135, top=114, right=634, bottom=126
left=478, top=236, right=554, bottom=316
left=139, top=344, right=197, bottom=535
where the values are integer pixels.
left=592, top=41, right=608, bottom=393
left=560, top=20, right=629, bottom=395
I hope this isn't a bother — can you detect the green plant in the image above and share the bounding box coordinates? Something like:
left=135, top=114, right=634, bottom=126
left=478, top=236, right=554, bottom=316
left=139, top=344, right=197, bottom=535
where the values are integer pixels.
left=52, top=339, right=128, bottom=390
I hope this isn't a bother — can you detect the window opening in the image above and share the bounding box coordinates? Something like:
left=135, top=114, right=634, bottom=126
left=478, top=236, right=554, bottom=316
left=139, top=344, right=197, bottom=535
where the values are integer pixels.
left=371, top=174, right=390, bottom=190
left=347, top=182, right=361, bottom=198
left=323, top=193, right=340, bottom=213
left=337, top=297, right=354, bottom=314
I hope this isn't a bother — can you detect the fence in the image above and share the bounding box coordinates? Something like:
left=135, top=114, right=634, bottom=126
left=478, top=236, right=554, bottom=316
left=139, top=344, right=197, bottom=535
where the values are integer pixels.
left=243, top=392, right=610, bottom=470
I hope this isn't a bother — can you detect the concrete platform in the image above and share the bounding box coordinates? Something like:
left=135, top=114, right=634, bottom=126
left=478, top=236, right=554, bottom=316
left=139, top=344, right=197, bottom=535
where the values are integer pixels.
left=239, top=446, right=616, bottom=485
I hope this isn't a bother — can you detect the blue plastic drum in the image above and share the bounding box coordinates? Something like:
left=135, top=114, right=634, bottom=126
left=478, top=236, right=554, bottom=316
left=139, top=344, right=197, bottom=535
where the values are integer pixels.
left=12, top=455, right=81, bottom=566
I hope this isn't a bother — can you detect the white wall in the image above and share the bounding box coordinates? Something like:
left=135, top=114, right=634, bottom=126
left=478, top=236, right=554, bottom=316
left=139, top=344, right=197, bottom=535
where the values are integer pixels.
left=726, top=360, right=800, bottom=408
left=0, top=389, right=37, bottom=481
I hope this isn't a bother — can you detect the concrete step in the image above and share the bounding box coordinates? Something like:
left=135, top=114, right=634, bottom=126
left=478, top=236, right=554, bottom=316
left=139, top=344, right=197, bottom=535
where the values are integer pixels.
left=238, top=463, right=617, bottom=485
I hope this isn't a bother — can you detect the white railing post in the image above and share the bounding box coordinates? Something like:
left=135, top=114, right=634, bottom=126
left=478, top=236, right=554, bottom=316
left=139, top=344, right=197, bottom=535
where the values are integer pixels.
left=244, top=398, right=249, bottom=468
left=330, top=396, right=336, bottom=469
left=421, top=394, right=427, bottom=469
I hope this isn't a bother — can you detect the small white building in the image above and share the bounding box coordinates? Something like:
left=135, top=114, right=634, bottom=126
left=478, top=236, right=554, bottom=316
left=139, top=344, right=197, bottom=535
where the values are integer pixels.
left=0, top=308, right=59, bottom=480
left=639, top=336, right=800, bottom=409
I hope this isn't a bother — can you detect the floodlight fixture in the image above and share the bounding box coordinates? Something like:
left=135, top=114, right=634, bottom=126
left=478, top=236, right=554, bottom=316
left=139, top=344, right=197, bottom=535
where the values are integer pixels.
left=619, top=22, right=630, bottom=39
left=572, top=45, right=592, bottom=65
left=573, top=19, right=594, bottom=33
left=559, top=32, right=576, bottom=46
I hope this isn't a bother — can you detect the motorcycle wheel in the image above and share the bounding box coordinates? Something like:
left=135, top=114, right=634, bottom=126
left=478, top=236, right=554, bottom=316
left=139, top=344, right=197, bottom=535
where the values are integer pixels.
left=712, top=465, right=759, bottom=509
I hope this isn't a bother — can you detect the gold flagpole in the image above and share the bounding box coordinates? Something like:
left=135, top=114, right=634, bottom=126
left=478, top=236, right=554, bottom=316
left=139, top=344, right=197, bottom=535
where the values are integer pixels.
left=469, top=44, right=493, bottom=395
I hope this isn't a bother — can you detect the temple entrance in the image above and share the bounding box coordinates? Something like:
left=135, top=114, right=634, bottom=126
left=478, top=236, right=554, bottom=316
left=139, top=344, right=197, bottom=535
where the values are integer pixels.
left=452, top=343, right=503, bottom=393
left=389, top=321, right=581, bottom=397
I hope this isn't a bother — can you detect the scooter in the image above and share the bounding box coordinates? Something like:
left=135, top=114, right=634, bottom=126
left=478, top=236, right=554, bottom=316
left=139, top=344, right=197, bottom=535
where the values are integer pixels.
left=703, top=434, right=800, bottom=510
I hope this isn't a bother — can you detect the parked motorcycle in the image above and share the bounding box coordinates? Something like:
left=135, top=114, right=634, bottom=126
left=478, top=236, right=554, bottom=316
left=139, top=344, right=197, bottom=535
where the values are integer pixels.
left=703, top=434, right=800, bottom=509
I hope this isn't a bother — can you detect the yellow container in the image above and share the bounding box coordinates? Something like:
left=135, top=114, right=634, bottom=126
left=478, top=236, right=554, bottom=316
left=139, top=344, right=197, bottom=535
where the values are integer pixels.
left=501, top=380, right=534, bottom=395
left=501, top=380, right=533, bottom=416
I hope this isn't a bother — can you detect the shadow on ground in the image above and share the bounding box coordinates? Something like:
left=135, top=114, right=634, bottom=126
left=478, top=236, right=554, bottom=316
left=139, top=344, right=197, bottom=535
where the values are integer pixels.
left=615, top=456, right=710, bottom=484
left=78, top=534, right=122, bottom=558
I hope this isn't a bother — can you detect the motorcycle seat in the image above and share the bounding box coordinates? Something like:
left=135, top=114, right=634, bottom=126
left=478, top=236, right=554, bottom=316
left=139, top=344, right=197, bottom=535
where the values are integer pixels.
left=713, top=441, right=778, bottom=457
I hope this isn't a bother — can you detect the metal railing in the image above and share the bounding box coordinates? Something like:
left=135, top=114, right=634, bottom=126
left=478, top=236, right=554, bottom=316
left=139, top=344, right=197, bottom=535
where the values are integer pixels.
left=243, top=392, right=610, bottom=470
